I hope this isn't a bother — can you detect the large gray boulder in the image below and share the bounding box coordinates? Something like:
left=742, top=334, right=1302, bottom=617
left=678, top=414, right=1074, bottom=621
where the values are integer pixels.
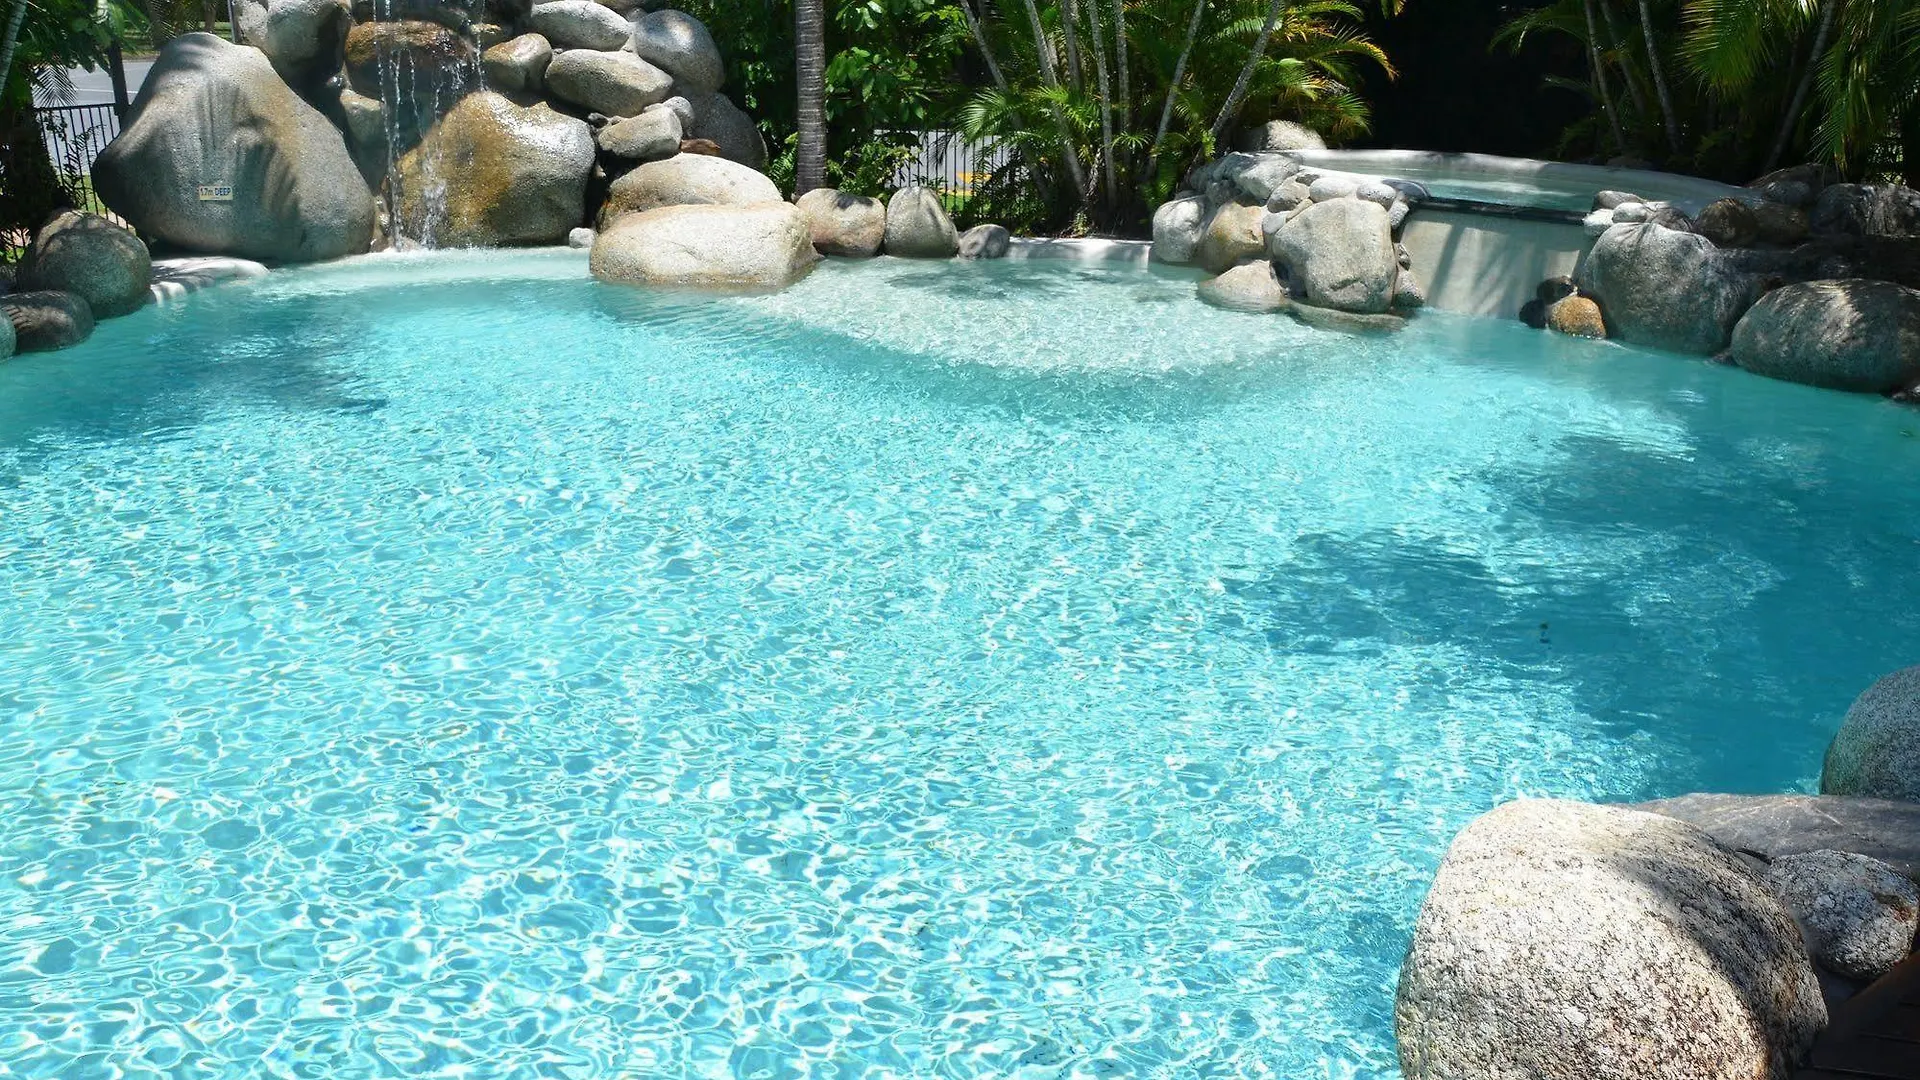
left=1632, top=794, right=1920, bottom=883
left=1236, top=119, right=1326, bottom=153
left=391, top=92, right=593, bottom=247
left=94, top=34, right=374, bottom=264
left=595, top=106, right=681, bottom=161
left=545, top=48, right=672, bottom=117
left=17, top=210, right=151, bottom=319
left=686, top=91, right=768, bottom=172
left=234, top=0, right=352, bottom=89
left=1151, top=196, right=1207, bottom=264
left=794, top=188, right=885, bottom=257
left=883, top=187, right=959, bottom=258
left=343, top=19, right=475, bottom=101
left=1579, top=223, right=1758, bottom=354
left=527, top=0, right=630, bottom=49
left=1397, top=799, right=1826, bottom=1080
left=1730, top=279, right=1920, bottom=394
left=958, top=223, right=1011, bottom=259
left=1271, top=198, right=1396, bottom=314
left=590, top=203, right=818, bottom=290
left=480, top=33, right=552, bottom=95
left=1811, top=183, right=1920, bottom=239
left=1197, top=260, right=1288, bottom=313
left=342, top=20, right=475, bottom=150
left=600, top=153, right=781, bottom=224
left=626, top=9, right=724, bottom=94
left=0, top=308, right=13, bottom=361
left=1823, top=664, right=1920, bottom=802
left=1232, top=156, right=1300, bottom=204
left=1194, top=202, right=1264, bottom=273
left=1764, top=850, right=1919, bottom=981
left=1, top=291, right=95, bottom=353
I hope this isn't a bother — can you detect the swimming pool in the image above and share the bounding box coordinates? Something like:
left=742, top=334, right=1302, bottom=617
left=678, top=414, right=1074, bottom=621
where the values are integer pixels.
left=4, top=251, right=1918, bottom=1079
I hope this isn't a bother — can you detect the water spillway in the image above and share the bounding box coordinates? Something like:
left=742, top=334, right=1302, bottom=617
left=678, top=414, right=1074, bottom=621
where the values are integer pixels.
left=1283, top=150, right=1753, bottom=318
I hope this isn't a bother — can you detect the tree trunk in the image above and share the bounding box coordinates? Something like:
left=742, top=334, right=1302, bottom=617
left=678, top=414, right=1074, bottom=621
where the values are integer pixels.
left=1209, top=0, right=1285, bottom=146
left=1636, top=0, right=1681, bottom=154
left=960, top=0, right=1009, bottom=91
left=1020, top=0, right=1092, bottom=208
left=1113, top=0, right=1131, bottom=135
left=793, top=0, right=827, bottom=194
left=1581, top=0, right=1627, bottom=156
left=1764, top=0, right=1837, bottom=173
left=1146, top=0, right=1206, bottom=181
left=1598, top=0, right=1651, bottom=137
left=1086, top=0, right=1119, bottom=210
left=1061, top=0, right=1084, bottom=95
left=0, top=0, right=29, bottom=100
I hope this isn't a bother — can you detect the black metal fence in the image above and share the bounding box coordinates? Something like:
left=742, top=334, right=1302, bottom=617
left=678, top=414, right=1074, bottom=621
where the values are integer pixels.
left=3, top=103, right=129, bottom=255
left=36, top=102, right=124, bottom=179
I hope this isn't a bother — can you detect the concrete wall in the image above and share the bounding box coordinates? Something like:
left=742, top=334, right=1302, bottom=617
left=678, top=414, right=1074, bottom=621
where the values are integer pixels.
left=1399, top=211, right=1592, bottom=318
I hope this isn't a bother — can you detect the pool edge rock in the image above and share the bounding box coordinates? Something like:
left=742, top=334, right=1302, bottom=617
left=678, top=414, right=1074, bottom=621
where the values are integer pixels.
left=1396, top=798, right=1825, bottom=1080
left=589, top=202, right=819, bottom=291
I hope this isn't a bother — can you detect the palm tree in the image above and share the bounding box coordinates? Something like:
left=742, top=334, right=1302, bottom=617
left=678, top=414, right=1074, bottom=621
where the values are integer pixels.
left=1635, top=0, right=1681, bottom=153
left=1209, top=0, right=1286, bottom=145
left=1582, top=0, right=1628, bottom=155
left=793, top=0, right=827, bottom=194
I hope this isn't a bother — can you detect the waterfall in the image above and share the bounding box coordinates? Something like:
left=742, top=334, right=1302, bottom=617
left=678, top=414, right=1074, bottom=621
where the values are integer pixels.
left=370, top=0, right=481, bottom=248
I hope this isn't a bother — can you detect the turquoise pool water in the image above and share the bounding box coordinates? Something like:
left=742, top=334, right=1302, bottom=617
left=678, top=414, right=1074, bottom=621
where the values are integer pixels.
left=4, top=251, right=1920, bottom=1079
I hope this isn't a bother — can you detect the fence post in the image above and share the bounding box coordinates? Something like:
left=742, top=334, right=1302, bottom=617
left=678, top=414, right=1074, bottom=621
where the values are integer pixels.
left=107, top=39, right=130, bottom=120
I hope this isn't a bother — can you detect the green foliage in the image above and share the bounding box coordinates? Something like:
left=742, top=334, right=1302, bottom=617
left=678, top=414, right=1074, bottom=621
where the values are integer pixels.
left=955, top=0, right=1395, bottom=234
left=672, top=0, right=970, bottom=197
left=1497, top=0, right=1920, bottom=182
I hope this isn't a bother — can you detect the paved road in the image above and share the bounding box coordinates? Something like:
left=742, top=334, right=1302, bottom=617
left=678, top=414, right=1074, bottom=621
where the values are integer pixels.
left=36, top=60, right=155, bottom=107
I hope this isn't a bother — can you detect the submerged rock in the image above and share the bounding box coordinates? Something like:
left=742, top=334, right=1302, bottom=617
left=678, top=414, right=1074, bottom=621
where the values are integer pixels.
left=392, top=92, right=594, bottom=247
left=16, top=210, right=151, bottom=319
left=1764, top=850, right=1919, bottom=981
left=883, top=187, right=960, bottom=259
left=794, top=188, right=886, bottom=258
left=1197, top=260, right=1288, bottom=313
left=95, top=34, right=374, bottom=264
left=1271, top=198, right=1396, bottom=314
left=148, top=256, right=270, bottom=303
left=600, top=153, right=781, bottom=224
left=1823, top=664, right=1920, bottom=802
left=1579, top=222, right=1757, bottom=355
left=1, top=291, right=95, bottom=353
left=545, top=48, right=672, bottom=117
left=958, top=223, right=1011, bottom=260
left=627, top=9, right=725, bottom=95
left=590, top=203, right=818, bottom=290
left=1730, top=279, right=1920, bottom=394
left=1396, top=799, right=1825, bottom=1080
left=1151, top=196, right=1207, bottom=265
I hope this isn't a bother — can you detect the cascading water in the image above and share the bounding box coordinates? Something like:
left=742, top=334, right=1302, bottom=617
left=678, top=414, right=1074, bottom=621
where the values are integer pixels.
left=369, top=0, right=483, bottom=248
